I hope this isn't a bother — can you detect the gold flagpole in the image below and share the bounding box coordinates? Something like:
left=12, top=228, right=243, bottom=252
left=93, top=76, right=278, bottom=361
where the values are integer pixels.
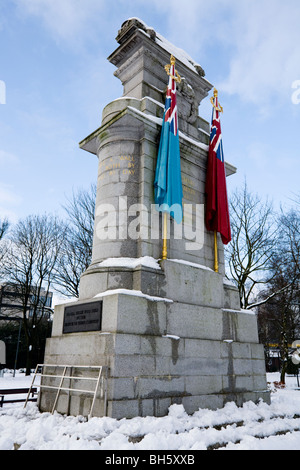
left=210, top=88, right=223, bottom=273
left=161, top=55, right=181, bottom=261
left=214, top=231, right=219, bottom=273
left=162, top=213, right=168, bottom=260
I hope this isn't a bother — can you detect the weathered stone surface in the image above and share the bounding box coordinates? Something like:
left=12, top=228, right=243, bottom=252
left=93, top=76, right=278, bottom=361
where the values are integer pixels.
left=44, top=281, right=269, bottom=418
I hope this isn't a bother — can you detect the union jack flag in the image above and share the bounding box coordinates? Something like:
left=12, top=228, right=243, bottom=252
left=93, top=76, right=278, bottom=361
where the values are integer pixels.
left=210, top=101, right=224, bottom=163
left=205, top=90, right=231, bottom=245
left=164, top=63, right=178, bottom=136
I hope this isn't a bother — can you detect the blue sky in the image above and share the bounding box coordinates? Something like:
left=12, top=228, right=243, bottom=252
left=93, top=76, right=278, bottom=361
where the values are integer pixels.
left=0, top=0, right=299, bottom=223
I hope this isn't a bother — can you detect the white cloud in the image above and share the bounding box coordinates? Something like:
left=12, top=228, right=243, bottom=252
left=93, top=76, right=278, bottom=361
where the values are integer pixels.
left=0, top=150, right=20, bottom=166
left=217, top=1, right=300, bottom=107
left=146, top=0, right=300, bottom=109
left=0, top=184, right=22, bottom=222
left=13, top=0, right=300, bottom=110
left=147, top=0, right=231, bottom=56
left=14, top=0, right=107, bottom=47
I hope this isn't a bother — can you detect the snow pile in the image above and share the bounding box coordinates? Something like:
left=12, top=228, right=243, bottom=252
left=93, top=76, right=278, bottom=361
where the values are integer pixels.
left=168, top=259, right=213, bottom=271
left=94, top=289, right=173, bottom=303
left=97, top=257, right=161, bottom=271
left=126, top=17, right=207, bottom=79
left=1, top=372, right=300, bottom=450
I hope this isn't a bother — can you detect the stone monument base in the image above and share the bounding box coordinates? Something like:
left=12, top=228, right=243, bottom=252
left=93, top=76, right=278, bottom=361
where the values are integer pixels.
left=40, top=259, right=270, bottom=419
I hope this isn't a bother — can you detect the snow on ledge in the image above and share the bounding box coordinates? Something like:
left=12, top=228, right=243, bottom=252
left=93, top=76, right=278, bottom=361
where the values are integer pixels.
left=167, top=259, right=214, bottom=272
left=162, top=334, right=180, bottom=340
left=222, top=308, right=256, bottom=316
left=126, top=106, right=209, bottom=152
left=97, top=256, right=161, bottom=270
left=94, top=288, right=173, bottom=303
left=223, top=278, right=237, bottom=288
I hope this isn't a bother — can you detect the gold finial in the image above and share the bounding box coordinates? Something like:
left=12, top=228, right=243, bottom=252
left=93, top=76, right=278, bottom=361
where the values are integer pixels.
left=165, top=55, right=181, bottom=83
left=210, top=88, right=223, bottom=113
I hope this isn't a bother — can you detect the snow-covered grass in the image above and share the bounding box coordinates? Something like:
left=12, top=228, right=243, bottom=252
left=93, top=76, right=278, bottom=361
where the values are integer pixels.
left=0, top=371, right=300, bottom=450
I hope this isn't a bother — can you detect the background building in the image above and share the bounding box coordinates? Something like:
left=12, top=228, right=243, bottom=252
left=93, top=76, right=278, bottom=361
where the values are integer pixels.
left=0, top=282, right=53, bottom=320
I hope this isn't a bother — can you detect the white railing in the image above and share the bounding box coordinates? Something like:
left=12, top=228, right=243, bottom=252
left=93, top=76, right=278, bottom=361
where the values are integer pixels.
left=25, top=364, right=108, bottom=419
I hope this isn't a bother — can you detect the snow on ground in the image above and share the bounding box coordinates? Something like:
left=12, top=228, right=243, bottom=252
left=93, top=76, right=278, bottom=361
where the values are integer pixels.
left=0, top=371, right=300, bottom=450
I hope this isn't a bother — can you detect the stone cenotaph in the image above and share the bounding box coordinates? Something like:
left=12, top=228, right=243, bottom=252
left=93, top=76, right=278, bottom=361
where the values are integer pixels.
left=40, top=19, right=270, bottom=419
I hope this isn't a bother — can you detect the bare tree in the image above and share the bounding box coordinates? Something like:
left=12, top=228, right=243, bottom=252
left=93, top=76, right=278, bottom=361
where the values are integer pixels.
left=225, top=181, right=278, bottom=309
left=2, top=214, right=65, bottom=374
left=279, top=207, right=300, bottom=275
left=0, top=218, right=9, bottom=240
left=0, top=218, right=10, bottom=279
left=53, top=230, right=91, bottom=298
left=54, top=184, right=96, bottom=298
left=65, top=184, right=96, bottom=257
left=258, top=206, right=300, bottom=384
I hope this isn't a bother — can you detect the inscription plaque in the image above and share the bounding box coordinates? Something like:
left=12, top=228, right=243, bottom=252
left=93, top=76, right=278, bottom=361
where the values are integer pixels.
left=63, top=301, right=103, bottom=334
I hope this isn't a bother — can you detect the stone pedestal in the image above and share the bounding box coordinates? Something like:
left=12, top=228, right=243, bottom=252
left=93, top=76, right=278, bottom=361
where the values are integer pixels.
left=41, top=259, right=269, bottom=419
left=40, top=18, right=270, bottom=418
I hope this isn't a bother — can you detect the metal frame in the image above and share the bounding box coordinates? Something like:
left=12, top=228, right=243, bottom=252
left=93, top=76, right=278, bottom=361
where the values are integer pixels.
left=24, top=364, right=108, bottom=419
